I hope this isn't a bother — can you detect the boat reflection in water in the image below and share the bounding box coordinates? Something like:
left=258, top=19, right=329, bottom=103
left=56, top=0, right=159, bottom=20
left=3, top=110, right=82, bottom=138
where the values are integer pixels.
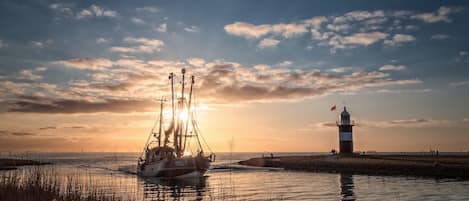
left=140, top=176, right=207, bottom=201
left=339, top=173, right=355, bottom=201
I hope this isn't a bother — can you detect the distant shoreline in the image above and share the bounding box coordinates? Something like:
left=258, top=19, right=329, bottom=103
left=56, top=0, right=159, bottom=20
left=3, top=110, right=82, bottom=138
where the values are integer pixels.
left=239, top=154, right=469, bottom=179
left=0, top=158, right=50, bottom=170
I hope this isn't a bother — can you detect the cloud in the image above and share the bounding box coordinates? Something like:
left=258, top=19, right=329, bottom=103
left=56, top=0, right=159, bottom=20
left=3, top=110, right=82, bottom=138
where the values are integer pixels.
left=383, top=119, right=423, bottom=126
left=6, top=67, right=47, bottom=81
left=146, top=59, right=182, bottom=67
left=18, top=69, right=43, bottom=81
left=223, top=12, right=389, bottom=49
left=329, top=32, right=388, bottom=50
left=56, top=58, right=113, bottom=70
left=38, top=125, right=87, bottom=130
left=32, top=41, right=44, bottom=47
left=96, top=37, right=110, bottom=43
left=224, top=21, right=313, bottom=50
left=455, top=52, right=469, bottom=63
left=77, top=4, right=117, bottom=19
left=187, top=58, right=206, bottom=67
left=404, top=25, right=419, bottom=30
left=64, top=126, right=86, bottom=129
left=131, top=17, right=145, bottom=25
left=302, top=16, right=328, bottom=28
left=306, top=117, right=463, bottom=131
left=0, top=130, right=36, bottom=136
left=136, top=6, right=159, bottom=13
left=271, top=23, right=308, bottom=38
left=430, top=34, right=450, bottom=40
left=39, top=126, right=56, bottom=130
left=359, top=118, right=456, bottom=128
left=450, top=80, right=469, bottom=87
left=328, top=67, right=355, bottom=73
left=335, top=10, right=386, bottom=23
left=72, top=81, right=133, bottom=92
left=2, top=57, right=422, bottom=113
left=258, top=38, right=280, bottom=49
left=31, top=39, right=53, bottom=48
left=411, top=6, right=463, bottom=23
left=0, top=40, right=3, bottom=48
left=224, top=7, right=460, bottom=53
left=48, top=3, right=73, bottom=16
left=384, top=34, right=415, bottom=46
left=374, top=88, right=432, bottom=94
left=224, top=22, right=272, bottom=39
left=224, top=21, right=314, bottom=40
left=35, top=67, right=47, bottom=71
left=8, top=95, right=155, bottom=113
left=49, top=3, right=117, bottom=20
left=277, top=61, right=293, bottom=67
left=326, top=24, right=351, bottom=31
left=0, top=81, right=63, bottom=107
left=11, top=132, right=36, bottom=136
left=379, top=64, right=406, bottom=71
left=343, top=32, right=388, bottom=46
left=110, top=37, right=164, bottom=54
left=184, top=26, right=200, bottom=32
left=196, top=62, right=421, bottom=103
left=156, top=23, right=167, bottom=32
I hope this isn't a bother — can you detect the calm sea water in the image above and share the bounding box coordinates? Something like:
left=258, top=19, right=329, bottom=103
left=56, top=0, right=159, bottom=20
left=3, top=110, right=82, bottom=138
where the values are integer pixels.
left=2, top=152, right=469, bottom=200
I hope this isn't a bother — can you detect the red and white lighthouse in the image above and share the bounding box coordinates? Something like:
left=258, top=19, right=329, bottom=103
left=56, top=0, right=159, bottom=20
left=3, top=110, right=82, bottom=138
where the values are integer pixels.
left=337, top=107, right=354, bottom=154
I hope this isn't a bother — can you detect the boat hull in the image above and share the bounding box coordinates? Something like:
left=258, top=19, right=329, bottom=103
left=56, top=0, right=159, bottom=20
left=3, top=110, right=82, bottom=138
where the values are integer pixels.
left=138, top=156, right=210, bottom=178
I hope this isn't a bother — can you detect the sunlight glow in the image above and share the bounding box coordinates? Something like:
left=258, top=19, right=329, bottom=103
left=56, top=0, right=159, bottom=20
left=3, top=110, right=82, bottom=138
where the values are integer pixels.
left=179, top=110, right=189, bottom=122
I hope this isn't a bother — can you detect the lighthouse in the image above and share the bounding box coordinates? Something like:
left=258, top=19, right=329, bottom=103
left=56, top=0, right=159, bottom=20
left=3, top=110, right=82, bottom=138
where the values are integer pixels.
left=337, top=107, right=354, bottom=154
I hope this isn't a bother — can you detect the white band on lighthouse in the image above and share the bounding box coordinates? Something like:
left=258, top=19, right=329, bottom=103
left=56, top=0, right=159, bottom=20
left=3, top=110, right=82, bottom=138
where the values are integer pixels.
left=339, top=132, right=352, bottom=141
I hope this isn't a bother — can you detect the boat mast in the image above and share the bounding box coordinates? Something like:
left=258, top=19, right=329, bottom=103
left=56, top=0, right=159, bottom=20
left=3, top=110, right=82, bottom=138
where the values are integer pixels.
left=183, top=75, right=194, bottom=152
left=157, top=98, right=164, bottom=147
left=178, top=68, right=186, bottom=157
left=168, top=72, right=175, bottom=148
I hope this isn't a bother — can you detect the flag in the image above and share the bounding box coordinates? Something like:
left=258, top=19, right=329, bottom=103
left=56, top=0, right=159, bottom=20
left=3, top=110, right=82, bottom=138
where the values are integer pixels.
left=330, top=105, right=336, bottom=111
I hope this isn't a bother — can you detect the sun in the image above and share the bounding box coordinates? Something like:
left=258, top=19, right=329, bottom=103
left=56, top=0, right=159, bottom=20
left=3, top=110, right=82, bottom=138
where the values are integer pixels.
left=179, top=110, right=189, bottom=122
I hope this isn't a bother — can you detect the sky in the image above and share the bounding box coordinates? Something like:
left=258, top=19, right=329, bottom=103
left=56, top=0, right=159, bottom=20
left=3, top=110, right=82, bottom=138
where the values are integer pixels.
left=1, top=0, right=469, bottom=152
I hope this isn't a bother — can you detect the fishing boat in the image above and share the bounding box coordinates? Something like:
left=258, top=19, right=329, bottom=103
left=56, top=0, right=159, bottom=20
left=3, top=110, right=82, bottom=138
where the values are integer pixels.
left=137, top=69, right=215, bottom=178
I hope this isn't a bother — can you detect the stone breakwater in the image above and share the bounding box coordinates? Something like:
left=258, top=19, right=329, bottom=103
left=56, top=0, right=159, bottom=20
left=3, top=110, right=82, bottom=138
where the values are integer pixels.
left=239, top=154, right=469, bottom=179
